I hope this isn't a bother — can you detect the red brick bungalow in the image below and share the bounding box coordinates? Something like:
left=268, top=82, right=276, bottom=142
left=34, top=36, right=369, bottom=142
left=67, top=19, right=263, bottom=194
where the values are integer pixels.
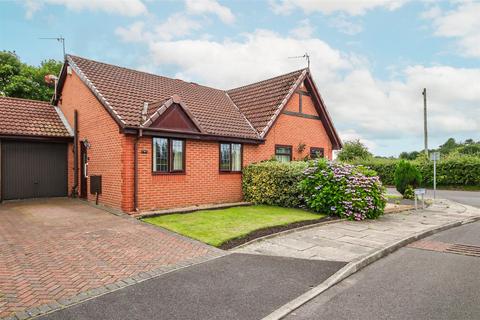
left=51, top=55, right=341, bottom=213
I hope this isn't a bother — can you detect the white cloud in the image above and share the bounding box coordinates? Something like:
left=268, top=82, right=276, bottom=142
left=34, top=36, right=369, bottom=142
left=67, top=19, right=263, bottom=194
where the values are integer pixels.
left=116, top=13, right=201, bottom=42
left=147, top=29, right=352, bottom=88
left=116, top=26, right=480, bottom=155
left=289, top=19, right=315, bottom=39
left=115, top=0, right=235, bottom=44
left=323, top=65, right=480, bottom=146
left=185, top=0, right=235, bottom=24
left=329, top=14, right=363, bottom=35
left=269, top=0, right=407, bottom=16
left=23, top=0, right=147, bottom=18
left=116, top=22, right=147, bottom=43
left=339, top=129, right=378, bottom=151
left=425, top=2, right=480, bottom=57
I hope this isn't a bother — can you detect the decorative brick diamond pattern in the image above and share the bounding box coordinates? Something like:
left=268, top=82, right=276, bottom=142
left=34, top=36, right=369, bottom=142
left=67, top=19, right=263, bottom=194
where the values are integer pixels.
left=0, top=199, right=221, bottom=318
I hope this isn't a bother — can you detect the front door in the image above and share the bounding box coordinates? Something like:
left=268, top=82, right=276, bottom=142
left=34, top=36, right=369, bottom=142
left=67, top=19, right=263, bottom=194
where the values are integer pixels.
left=80, top=142, right=88, bottom=198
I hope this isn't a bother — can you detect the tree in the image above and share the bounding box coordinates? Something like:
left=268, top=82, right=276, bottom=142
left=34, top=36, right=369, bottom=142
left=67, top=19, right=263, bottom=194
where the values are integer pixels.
left=458, top=144, right=480, bottom=156
left=398, top=138, right=479, bottom=160
left=0, top=51, right=62, bottom=101
left=337, top=139, right=372, bottom=162
left=399, top=151, right=420, bottom=160
left=394, top=160, right=422, bottom=197
left=438, top=137, right=458, bottom=154
left=0, top=51, right=22, bottom=89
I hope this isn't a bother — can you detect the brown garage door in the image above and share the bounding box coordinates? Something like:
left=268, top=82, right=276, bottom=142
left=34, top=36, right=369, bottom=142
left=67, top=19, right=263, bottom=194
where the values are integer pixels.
left=1, top=141, right=68, bottom=200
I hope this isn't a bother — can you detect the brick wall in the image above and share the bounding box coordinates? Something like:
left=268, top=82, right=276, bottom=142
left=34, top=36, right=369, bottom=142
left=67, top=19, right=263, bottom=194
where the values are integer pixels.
left=132, top=137, right=243, bottom=212
left=58, top=71, right=127, bottom=211
left=245, top=91, right=333, bottom=164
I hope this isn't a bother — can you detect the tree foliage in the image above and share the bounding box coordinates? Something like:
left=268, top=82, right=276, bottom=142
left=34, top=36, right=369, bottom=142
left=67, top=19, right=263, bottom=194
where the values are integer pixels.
left=0, top=51, right=62, bottom=101
left=399, top=151, right=420, bottom=160
left=337, top=139, right=372, bottom=162
left=394, top=160, right=422, bottom=196
left=399, top=137, right=480, bottom=158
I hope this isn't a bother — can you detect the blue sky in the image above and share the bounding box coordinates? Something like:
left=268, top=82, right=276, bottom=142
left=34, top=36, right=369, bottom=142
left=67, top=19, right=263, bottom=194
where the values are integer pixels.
left=1, top=0, right=479, bottom=156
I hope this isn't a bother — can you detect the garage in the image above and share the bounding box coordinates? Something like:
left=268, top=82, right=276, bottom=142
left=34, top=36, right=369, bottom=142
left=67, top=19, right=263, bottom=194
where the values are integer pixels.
left=0, top=96, right=72, bottom=201
left=1, top=141, right=68, bottom=199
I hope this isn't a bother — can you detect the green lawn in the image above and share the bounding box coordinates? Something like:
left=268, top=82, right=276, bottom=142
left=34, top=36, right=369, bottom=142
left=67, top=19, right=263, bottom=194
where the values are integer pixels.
left=143, top=205, right=324, bottom=247
left=386, top=194, right=403, bottom=200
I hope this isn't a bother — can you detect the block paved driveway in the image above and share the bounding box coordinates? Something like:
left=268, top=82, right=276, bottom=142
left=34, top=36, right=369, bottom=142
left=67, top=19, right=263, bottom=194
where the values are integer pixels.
left=0, top=198, right=221, bottom=318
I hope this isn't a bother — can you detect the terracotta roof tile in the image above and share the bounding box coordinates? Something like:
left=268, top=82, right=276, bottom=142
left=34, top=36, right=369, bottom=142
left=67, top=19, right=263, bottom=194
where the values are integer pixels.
left=227, top=69, right=306, bottom=134
left=0, top=97, right=71, bottom=138
left=67, top=55, right=259, bottom=140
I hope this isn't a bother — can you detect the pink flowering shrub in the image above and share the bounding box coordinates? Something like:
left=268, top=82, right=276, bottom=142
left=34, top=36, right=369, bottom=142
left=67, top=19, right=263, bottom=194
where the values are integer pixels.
left=300, top=160, right=386, bottom=220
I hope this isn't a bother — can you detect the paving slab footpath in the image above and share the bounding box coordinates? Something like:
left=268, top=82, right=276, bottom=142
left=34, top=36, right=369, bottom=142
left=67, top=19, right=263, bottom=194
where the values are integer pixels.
left=234, top=199, right=480, bottom=262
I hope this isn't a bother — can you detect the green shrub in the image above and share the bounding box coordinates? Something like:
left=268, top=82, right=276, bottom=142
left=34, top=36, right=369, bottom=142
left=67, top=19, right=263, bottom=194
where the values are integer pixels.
left=394, top=160, right=422, bottom=195
left=353, top=155, right=480, bottom=188
left=337, top=139, right=372, bottom=162
left=242, top=161, right=308, bottom=207
left=403, top=185, right=415, bottom=200
left=353, top=158, right=397, bottom=185
left=299, top=160, right=386, bottom=220
left=416, top=155, right=480, bottom=186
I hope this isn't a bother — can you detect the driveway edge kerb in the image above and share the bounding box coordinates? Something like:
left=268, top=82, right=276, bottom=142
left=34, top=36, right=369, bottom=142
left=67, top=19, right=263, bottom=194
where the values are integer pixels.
left=262, top=215, right=480, bottom=320
left=231, top=218, right=345, bottom=251
left=2, top=252, right=227, bottom=320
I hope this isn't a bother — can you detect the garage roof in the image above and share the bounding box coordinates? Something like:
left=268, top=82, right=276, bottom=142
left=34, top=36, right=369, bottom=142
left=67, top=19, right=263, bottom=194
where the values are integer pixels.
left=0, top=96, right=72, bottom=138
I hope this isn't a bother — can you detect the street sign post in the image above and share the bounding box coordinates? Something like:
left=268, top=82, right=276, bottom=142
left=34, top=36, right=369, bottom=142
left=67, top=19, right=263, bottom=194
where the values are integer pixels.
left=429, top=152, right=440, bottom=200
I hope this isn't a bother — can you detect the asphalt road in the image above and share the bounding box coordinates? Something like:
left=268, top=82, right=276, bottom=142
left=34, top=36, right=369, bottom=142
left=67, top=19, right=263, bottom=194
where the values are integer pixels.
left=433, top=189, right=480, bottom=208
left=387, top=187, right=480, bottom=208
left=286, top=221, right=480, bottom=320
left=38, top=253, right=345, bottom=320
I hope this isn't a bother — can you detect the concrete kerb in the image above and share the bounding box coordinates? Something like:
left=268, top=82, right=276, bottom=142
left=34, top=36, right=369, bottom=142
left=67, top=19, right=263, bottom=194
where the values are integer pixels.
left=135, top=202, right=252, bottom=219
left=262, top=214, right=480, bottom=320
left=232, top=218, right=345, bottom=251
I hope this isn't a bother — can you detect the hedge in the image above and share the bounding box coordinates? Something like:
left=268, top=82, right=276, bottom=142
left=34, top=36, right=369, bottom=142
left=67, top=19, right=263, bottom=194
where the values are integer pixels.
left=242, top=161, right=308, bottom=207
left=417, top=156, right=480, bottom=186
left=354, top=155, right=480, bottom=187
left=354, top=158, right=397, bottom=185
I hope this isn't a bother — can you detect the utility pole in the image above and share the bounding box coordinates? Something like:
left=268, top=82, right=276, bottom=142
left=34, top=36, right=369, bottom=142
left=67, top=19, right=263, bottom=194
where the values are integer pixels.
left=422, top=88, right=428, bottom=155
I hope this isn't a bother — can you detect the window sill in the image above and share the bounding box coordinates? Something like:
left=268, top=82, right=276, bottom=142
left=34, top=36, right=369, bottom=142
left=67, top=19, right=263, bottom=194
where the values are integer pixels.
left=219, top=171, right=243, bottom=174
left=152, top=171, right=186, bottom=176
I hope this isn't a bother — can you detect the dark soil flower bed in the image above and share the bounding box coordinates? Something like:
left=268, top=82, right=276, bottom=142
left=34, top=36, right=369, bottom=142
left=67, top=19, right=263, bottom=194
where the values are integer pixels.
left=219, top=215, right=338, bottom=250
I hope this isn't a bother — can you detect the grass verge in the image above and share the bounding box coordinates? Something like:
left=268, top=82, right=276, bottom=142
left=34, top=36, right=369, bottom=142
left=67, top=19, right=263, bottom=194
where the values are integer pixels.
left=143, top=205, right=325, bottom=248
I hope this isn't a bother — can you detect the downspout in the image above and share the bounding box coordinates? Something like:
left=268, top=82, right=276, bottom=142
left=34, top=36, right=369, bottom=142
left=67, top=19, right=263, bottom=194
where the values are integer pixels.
left=134, top=102, right=148, bottom=212
left=133, top=129, right=142, bottom=212
left=72, top=110, right=79, bottom=197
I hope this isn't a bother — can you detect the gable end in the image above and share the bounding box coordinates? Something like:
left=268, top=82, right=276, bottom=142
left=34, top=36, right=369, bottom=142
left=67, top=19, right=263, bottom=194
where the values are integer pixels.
left=150, top=103, right=200, bottom=133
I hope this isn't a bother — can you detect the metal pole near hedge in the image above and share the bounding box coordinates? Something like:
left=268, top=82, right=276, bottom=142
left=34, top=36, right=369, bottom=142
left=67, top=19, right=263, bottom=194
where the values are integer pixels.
left=430, top=152, right=440, bottom=201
